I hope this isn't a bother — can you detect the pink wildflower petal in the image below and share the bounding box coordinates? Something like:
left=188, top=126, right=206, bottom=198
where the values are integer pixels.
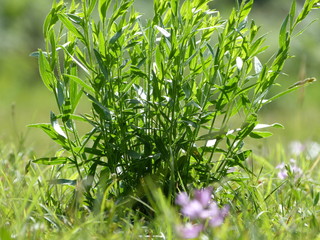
left=209, top=214, right=224, bottom=227
left=276, top=163, right=285, bottom=169
left=221, top=205, right=230, bottom=218
left=278, top=170, right=288, bottom=179
left=194, top=187, right=213, bottom=207
left=199, top=201, right=219, bottom=219
left=227, top=167, right=237, bottom=173
left=289, top=158, right=296, bottom=164
left=208, top=204, right=229, bottom=227
left=176, top=192, right=190, bottom=206
left=176, top=223, right=203, bottom=239
left=181, top=200, right=203, bottom=219
left=292, top=165, right=302, bottom=174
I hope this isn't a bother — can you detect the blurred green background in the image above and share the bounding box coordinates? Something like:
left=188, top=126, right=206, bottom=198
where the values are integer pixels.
left=1, top=0, right=319, bottom=155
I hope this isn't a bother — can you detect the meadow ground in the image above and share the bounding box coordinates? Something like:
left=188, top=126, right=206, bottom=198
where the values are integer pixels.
left=2, top=139, right=320, bottom=239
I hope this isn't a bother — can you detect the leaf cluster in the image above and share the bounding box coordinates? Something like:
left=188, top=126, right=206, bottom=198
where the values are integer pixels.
left=31, top=0, right=319, bottom=215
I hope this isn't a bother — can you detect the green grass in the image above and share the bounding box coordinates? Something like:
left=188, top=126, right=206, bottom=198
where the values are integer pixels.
left=2, top=140, right=320, bottom=239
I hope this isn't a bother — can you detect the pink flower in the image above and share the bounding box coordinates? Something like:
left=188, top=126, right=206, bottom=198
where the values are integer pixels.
left=175, top=187, right=229, bottom=238
left=194, top=187, right=212, bottom=206
left=176, top=223, right=203, bottom=239
left=276, top=159, right=302, bottom=180
left=176, top=192, right=190, bottom=206
left=209, top=205, right=230, bottom=227
left=180, top=199, right=204, bottom=219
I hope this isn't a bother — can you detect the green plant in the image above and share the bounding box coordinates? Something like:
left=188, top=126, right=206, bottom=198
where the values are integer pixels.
left=30, top=0, right=319, bottom=214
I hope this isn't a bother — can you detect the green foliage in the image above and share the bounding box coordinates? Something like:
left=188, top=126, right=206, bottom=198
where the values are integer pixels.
left=32, top=0, right=319, bottom=215
left=2, top=141, right=320, bottom=239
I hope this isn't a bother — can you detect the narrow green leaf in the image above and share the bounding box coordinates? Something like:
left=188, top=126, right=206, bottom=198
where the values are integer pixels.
left=28, top=123, right=70, bottom=150
left=293, top=18, right=318, bottom=38
left=314, top=192, right=320, bottom=206
left=155, top=25, right=171, bottom=38
left=264, top=181, right=287, bottom=201
left=85, top=92, right=112, bottom=120
left=94, top=49, right=109, bottom=80
left=234, top=150, right=252, bottom=162
left=296, top=0, right=316, bottom=25
left=265, top=86, right=301, bottom=104
left=66, top=14, right=83, bottom=24
left=239, top=0, right=253, bottom=22
left=121, top=77, right=137, bottom=94
left=50, top=111, right=67, bottom=138
left=33, top=157, right=70, bottom=165
left=98, top=0, right=111, bottom=21
left=29, top=51, right=40, bottom=58
left=198, top=131, right=226, bottom=141
left=289, top=0, right=296, bottom=30
left=49, top=178, right=77, bottom=186
left=62, top=99, right=72, bottom=122
left=58, top=13, right=85, bottom=41
left=109, top=29, right=123, bottom=44
left=56, top=81, right=65, bottom=108
left=43, top=1, right=63, bottom=39
left=83, top=147, right=104, bottom=156
left=279, top=15, right=289, bottom=48
left=236, top=17, right=248, bottom=32
left=133, top=84, right=147, bottom=101
left=87, top=0, right=98, bottom=16
left=128, top=150, right=141, bottom=160
left=131, top=66, right=148, bottom=78
left=249, top=131, right=273, bottom=139
left=60, top=45, right=90, bottom=75
left=170, top=0, right=178, bottom=16
left=111, top=0, right=133, bottom=21
left=253, top=56, right=262, bottom=74
left=39, top=50, right=55, bottom=91
left=313, top=3, right=320, bottom=9
left=64, top=74, right=94, bottom=92
left=237, top=114, right=257, bottom=139
left=254, top=123, right=284, bottom=130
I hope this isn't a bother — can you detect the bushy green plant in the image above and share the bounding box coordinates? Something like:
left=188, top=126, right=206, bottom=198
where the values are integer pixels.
left=30, top=0, right=319, bottom=214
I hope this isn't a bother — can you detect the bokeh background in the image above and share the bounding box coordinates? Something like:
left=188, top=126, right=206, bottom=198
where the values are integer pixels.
left=1, top=0, right=319, bottom=155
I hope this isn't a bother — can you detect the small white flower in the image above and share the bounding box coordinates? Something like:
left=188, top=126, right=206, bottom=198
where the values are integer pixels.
left=288, top=141, right=305, bottom=156
left=306, top=141, right=320, bottom=159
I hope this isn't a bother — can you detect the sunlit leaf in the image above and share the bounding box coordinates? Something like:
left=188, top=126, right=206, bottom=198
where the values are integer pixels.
left=33, top=157, right=70, bottom=165
left=249, top=131, right=273, bottom=139
left=50, top=111, right=67, bottom=138
left=236, top=57, right=243, bottom=71
left=64, top=74, right=94, bottom=92
left=155, top=25, right=171, bottom=38
left=253, top=56, right=262, bottom=74
left=38, top=50, right=55, bottom=91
